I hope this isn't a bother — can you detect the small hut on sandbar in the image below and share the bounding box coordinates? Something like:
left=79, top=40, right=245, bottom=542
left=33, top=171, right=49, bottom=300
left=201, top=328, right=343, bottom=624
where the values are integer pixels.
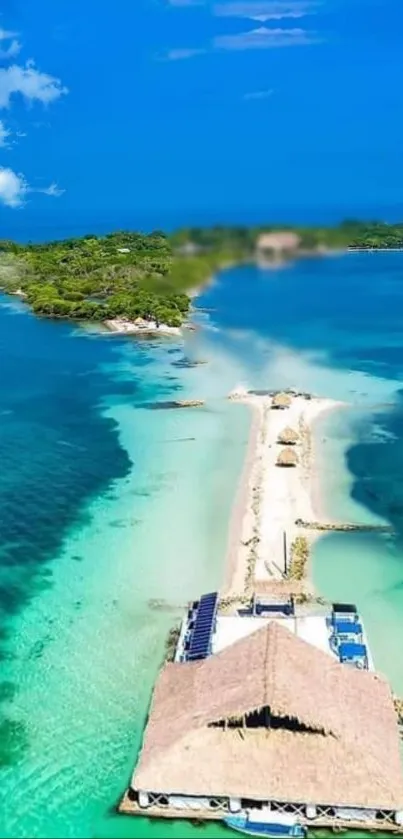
left=272, top=392, right=292, bottom=410
left=277, top=426, right=299, bottom=446
left=277, top=448, right=298, bottom=467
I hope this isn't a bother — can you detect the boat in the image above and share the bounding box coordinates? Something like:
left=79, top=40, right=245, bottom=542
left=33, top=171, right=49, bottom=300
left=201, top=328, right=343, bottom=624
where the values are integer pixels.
left=224, top=809, right=307, bottom=837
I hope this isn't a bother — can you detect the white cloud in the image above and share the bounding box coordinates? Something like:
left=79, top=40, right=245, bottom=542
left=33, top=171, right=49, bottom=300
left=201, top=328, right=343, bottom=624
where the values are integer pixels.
left=0, top=28, right=18, bottom=38
left=0, top=166, right=28, bottom=207
left=166, top=0, right=318, bottom=16
left=0, top=61, right=68, bottom=109
left=165, top=47, right=206, bottom=59
left=243, top=88, right=274, bottom=99
left=0, top=119, right=11, bottom=146
left=0, top=39, right=21, bottom=59
left=213, top=1, right=317, bottom=19
left=38, top=181, right=65, bottom=197
left=0, top=28, right=22, bottom=59
left=0, top=25, right=67, bottom=211
left=214, top=25, right=318, bottom=49
left=162, top=26, right=316, bottom=60
left=0, top=167, right=66, bottom=208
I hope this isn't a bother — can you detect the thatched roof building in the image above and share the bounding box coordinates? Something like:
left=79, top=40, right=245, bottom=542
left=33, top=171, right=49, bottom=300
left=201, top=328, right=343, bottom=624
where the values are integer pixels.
left=272, top=392, right=292, bottom=409
left=277, top=447, right=298, bottom=467
left=278, top=426, right=299, bottom=445
left=132, top=622, right=403, bottom=810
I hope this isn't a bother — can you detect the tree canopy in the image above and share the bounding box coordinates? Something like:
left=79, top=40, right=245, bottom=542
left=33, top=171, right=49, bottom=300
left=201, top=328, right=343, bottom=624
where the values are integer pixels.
left=0, top=231, right=197, bottom=325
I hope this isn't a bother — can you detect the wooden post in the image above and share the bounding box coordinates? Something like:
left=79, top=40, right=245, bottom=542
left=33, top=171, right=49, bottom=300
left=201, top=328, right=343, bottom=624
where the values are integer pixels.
left=283, top=531, right=288, bottom=575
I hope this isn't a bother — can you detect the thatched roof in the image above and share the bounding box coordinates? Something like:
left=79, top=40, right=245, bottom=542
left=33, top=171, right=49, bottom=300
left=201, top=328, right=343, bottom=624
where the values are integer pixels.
left=277, top=447, right=298, bottom=467
left=133, top=623, right=403, bottom=809
left=278, top=426, right=299, bottom=445
left=272, top=392, right=292, bottom=409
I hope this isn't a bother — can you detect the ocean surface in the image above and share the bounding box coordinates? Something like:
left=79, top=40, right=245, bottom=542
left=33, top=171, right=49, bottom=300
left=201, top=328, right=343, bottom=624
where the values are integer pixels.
left=1, top=252, right=403, bottom=838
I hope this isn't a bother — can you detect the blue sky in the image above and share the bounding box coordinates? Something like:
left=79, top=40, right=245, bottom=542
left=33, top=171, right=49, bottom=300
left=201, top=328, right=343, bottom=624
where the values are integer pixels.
left=0, top=0, right=402, bottom=233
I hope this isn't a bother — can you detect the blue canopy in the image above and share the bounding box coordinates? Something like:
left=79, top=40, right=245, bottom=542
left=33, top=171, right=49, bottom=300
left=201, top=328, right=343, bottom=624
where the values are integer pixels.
left=334, top=621, right=362, bottom=635
left=339, top=642, right=367, bottom=660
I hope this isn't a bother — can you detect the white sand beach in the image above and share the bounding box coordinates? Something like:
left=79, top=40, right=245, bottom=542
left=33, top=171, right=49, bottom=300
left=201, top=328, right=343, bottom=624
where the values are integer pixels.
left=223, top=392, right=344, bottom=597
left=104, top=317, right=181, bottom=336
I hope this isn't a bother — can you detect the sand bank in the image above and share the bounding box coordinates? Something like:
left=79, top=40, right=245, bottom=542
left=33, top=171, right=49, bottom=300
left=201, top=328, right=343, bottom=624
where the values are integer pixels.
left=223, top=392, right=344, bottom=597
left=104, top=317, right=181, bottom=337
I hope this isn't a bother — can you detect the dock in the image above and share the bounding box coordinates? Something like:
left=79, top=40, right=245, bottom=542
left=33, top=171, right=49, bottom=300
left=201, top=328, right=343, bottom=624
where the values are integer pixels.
left=119, top=797, right=403, bottom=833
left=121, top=594, right=403, bottom=833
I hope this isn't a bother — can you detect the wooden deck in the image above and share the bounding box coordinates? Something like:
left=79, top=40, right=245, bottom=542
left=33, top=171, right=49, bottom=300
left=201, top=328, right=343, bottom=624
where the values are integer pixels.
left=119, top=793, right=219, bottom=820
left=119, top=793, right=403, bottom=833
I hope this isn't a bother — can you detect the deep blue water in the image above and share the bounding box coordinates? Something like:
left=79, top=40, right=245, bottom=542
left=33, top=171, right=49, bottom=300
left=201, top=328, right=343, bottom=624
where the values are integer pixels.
left=0, top=308, right=119, bottom=635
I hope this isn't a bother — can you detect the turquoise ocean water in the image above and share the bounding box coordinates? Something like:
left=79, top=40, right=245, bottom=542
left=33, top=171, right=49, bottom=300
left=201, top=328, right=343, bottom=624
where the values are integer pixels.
left=1, top=252, right=403, bottom=838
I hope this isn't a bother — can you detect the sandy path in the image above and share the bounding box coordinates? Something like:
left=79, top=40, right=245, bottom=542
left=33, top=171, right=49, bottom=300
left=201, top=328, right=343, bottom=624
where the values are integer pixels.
left=222, top=394, right=343, bottom=597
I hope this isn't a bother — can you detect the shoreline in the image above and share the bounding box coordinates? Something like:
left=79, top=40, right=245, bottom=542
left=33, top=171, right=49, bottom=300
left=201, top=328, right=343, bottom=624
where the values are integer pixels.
left=104, top=317, right=182, bottom=337
left=222, top=392, right=345, bottom=599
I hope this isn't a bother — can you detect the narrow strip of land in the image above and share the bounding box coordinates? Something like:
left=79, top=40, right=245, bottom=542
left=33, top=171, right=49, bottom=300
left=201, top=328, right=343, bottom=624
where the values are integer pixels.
left=223, top=391, right=345, bottom=599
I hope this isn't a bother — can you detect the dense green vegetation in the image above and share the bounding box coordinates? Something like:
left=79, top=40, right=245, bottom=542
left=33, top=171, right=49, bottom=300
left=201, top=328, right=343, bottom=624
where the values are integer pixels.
left=0, top=231, right=230, bottom=326
left=0, top=221, right=402, bottom=327
left=345, top=221, right=403, bottom=249
left=170, top=220, right=403, bottom=251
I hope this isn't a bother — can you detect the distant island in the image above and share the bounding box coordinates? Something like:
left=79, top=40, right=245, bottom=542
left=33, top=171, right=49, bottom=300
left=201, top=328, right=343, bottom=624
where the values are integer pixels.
left=0, top=220, right=402, bottom=330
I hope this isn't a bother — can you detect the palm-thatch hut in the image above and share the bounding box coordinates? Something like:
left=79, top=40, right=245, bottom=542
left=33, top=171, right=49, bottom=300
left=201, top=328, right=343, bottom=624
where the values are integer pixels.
left=271, top=392, right=292, bottom=410
left=127, top=622, right=403, bottom=822
left=277, top=426, right=299, bottom=446
left=277, top=447, right=298, bottom=467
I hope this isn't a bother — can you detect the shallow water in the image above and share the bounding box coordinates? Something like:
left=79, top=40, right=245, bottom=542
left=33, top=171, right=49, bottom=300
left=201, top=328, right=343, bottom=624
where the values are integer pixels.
left=1, top=252, right=403, bottom=838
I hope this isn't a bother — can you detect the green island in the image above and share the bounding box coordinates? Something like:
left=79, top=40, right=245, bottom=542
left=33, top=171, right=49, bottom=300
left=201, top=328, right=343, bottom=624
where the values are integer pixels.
left=0, top=220, right=402, bottom=327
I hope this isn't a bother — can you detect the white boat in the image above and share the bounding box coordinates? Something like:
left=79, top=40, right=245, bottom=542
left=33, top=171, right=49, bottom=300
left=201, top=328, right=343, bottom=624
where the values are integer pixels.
left=224, top=809, right=307, bottom=838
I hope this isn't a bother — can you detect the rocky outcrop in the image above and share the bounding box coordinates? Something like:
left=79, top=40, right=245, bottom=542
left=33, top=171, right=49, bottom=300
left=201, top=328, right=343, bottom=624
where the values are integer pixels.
left=174, top=399, right=204, bottom=408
